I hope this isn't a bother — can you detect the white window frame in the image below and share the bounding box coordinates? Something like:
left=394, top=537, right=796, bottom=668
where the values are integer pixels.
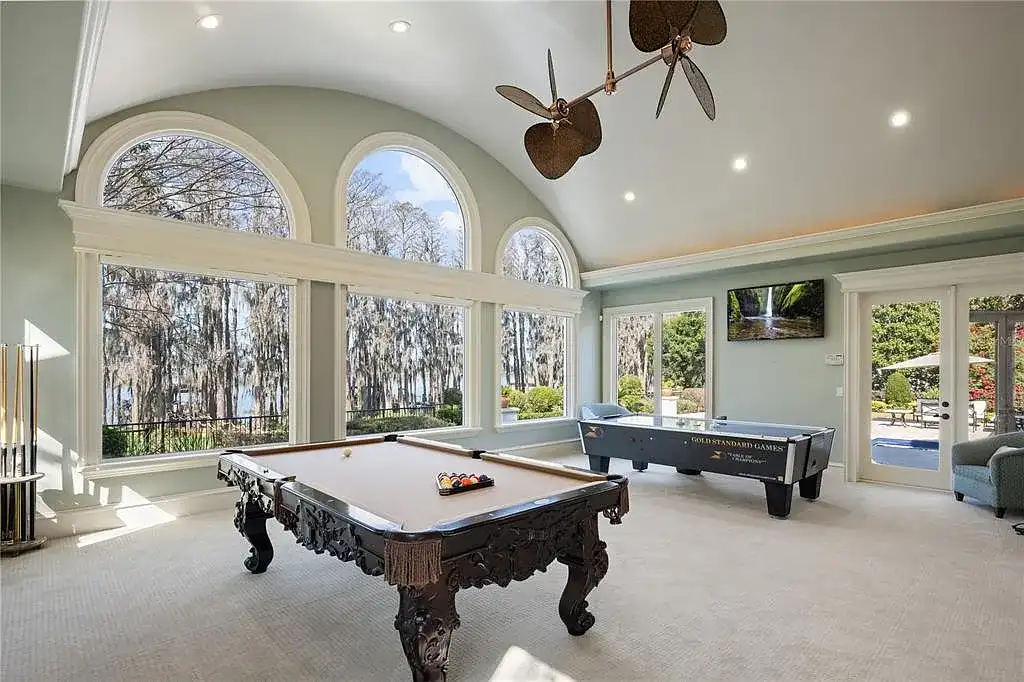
left=601, top=298, right=714, bottom=418
left=334, top=131, right=482, bottom=272
left=70, top=111, right=313, bottom=474
left=494, top=218, right=582, bottom=432
left=334, top=286, right=482, bottom=440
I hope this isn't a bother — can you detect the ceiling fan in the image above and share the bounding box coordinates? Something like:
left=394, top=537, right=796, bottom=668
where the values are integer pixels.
left=495, top=0, right=728, bottom=180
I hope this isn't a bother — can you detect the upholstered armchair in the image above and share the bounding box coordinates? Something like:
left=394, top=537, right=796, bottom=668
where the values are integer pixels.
left=952, top=432, right=1024, bottom=518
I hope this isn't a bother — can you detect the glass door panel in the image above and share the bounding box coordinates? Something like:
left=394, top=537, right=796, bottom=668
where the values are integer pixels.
left=967, top=292, right=1024, bottom=436
left=661, top=310, right=708, bottom=419
left=862, top=288, right=953, bottom=488
left=613, top=314, right=655, bottom=414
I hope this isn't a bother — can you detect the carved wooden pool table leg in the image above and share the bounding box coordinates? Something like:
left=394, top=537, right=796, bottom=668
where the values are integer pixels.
left=395, top=573, right=460, bottom=682
left=233, top=490, right=274, bottom=574
left=557, top=515, right=609, bottom=636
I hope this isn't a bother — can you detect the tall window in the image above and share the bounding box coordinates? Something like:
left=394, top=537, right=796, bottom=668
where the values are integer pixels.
left=346, top=295, right=466, bottom=435
left=499, top=227, right=573, bottom=423
left=345, top=149, right=465, bottom=268
left=100, top=134, right=292, bottom=457
left=343, top=148, right=469, bottom=435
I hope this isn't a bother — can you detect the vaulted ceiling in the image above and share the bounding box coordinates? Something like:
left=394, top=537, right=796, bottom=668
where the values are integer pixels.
left=5, top=2, right=1024, bottom=270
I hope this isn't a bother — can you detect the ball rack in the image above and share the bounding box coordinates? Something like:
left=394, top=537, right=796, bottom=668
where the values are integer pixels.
left=1, top=343, right=46, bottom=556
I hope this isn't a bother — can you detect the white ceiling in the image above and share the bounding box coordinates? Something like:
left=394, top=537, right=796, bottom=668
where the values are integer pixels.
left=77, top=1, right=1024, bottom=269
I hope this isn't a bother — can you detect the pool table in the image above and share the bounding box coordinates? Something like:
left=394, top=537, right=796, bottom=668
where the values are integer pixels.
left=216, top=433, right=629, bottom=682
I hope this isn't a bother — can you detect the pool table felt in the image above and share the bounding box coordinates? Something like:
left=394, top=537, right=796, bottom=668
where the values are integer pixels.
left=249, top=441, right=606, bottom=532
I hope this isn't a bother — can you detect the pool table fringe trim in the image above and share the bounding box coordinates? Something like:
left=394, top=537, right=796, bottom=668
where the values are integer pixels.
left=385, top=537, right=443, bottom=587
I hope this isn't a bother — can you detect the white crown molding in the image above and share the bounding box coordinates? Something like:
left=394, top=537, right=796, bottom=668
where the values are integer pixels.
left=62, top=0, right=110, bottom=181
left=580, top=198, right=1024, bottom=289
left=496, top=217, right=582, bottom=288
left=74, top=110, right=312, bottom=242
left=333, top=131, right=482, bottom=271
left=61, top=201, right=588, bottom=314
left=834, top=252, right=1024, bottom=293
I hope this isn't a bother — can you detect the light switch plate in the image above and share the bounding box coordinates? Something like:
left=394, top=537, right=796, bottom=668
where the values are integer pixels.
left=825, top=353, right=845, bottom=366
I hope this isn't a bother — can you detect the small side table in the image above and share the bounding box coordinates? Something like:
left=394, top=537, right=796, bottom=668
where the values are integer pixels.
left=887, top=409, right=912, bottom=426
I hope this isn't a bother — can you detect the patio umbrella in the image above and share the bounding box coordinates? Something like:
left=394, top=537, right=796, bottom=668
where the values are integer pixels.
left=881, top=352, right=993, bottom=370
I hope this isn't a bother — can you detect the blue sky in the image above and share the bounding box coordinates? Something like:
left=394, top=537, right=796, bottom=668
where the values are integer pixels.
left=358, top=149, right=464, bottom=249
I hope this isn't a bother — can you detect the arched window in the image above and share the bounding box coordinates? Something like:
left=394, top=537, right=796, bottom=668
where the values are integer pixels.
left=94, top=129, right=299, bottom=458
left=345, top=148, right=466, bottom=269
left=103, top=134, right=291, bottom=237
left=497, top=221, right=579, bottom=426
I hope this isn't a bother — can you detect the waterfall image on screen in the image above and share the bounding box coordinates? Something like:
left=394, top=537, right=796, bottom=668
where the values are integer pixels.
left=727, top=279, right=825, bottom=341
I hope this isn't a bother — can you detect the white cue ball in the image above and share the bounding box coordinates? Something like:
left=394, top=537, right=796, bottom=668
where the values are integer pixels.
left=343, top=448, right=352, bottom=457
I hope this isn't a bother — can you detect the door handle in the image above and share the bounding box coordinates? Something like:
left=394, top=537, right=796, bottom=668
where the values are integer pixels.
left=941, top=401, right=949, bottom=408
left=941, top=413, right=950, bottom=420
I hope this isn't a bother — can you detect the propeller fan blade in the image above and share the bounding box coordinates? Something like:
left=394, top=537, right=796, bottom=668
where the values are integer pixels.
left=567, top=98, right=602, bottom=156
left=629, top=1, right=697, bottom=53
left=548, top=49, right=558, bottom=103
left=656, top=47, right=679, bottom=119
left=679, top=55, right=716, bottom=120
left=689, top=1, right=727, bottom=46
left=524, top=122, right=586, bottom=180
left=496, top=85, right=553, bottom=120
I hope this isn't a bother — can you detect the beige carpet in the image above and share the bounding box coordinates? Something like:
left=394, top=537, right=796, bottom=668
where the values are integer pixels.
left=3, top=460, right=1022, bottom=682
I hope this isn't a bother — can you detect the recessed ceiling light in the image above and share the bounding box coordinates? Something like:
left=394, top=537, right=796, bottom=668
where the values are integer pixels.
left=732, top=156, right=748, bottom=172
left=623, top=191, right=636, bottom=202
left=390, top=19, right=411, bottom=33
left=889, top=109, right=910, bottom=128
left=197, top=14, right=221, bottom=30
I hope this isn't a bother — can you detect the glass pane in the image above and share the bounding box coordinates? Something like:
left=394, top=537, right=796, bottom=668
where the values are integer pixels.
left=661, top=311, right=707, bottom=419
left=968, top=294, right=1024, bottom=435
left=103, top=135, right=290, bottom=237
left=499, top=310, right=567, bottom=422
left=102, top=265, right=290, bottom=457
left=869, top=300, right=941, bottom=470
left=346, top=295, right=465, bottom=435
left=614, top=314, right=655, bottom=414
left=346, top=149, right=465, bottom=268
left=501, top=228, right=566, bottom=286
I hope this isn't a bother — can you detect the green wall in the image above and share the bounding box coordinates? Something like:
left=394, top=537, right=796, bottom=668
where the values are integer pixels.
left=600, top=234, right=1024, bottom=466
left=1, top=86, right=599, bottom=528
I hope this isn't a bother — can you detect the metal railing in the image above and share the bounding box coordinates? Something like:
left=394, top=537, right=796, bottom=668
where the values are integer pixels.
left=103, top=414, right=288, bottom=457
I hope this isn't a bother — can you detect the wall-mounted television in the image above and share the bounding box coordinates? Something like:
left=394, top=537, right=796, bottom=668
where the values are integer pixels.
left=727, top=278, right=825, bottom=341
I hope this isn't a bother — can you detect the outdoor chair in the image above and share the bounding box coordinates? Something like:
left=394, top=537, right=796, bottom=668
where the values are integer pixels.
left=952, top=432, right=1024, bottom=518
left=916, top=398, right=940, bottom=427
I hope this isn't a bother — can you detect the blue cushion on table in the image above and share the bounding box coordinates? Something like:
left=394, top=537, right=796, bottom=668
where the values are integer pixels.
left=953, top=464, right=992, bottom=484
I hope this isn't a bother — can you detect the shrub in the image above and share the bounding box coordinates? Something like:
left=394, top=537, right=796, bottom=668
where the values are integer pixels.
left=435, top=404, right=463, bottom=426
left=102, top=426, right=129, bottom=457
left=525, top=386, right=563, bottom=414
left=346, top=414, right=450, bottom=436
left=677, top=398, right=700, bottom=414
left=922, top=387, right=941, bottom=399
left=441, top=387, right=462, bottom=406
left=618, top=375, right=643, bottom=397
left=678, top=387, right=705, bottom=410
left=501, top=386, right=527, bottom=410
left=884, top=372, right=914, bottom=408
left=618, top=374, right=648, bottom=413
left=871, top=400, right=888, bottom=412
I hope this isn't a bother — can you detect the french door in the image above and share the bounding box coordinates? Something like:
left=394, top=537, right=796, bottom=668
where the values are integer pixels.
left=602, top=299, right=713, bottom=419
left=859, top=287, right=955, bottom=488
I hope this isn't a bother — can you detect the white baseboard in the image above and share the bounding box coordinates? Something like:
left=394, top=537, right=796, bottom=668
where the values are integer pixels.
left=500, top=438, right=583, bottom=459
left=36, top=487, right=237, bottom=540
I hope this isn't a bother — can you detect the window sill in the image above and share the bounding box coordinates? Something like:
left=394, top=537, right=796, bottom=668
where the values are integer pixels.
left=81, top=449, right=223, bottom=481
left=494, top=416, right=578, bottom=433
left=82, top=427, right=486, bottom=481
